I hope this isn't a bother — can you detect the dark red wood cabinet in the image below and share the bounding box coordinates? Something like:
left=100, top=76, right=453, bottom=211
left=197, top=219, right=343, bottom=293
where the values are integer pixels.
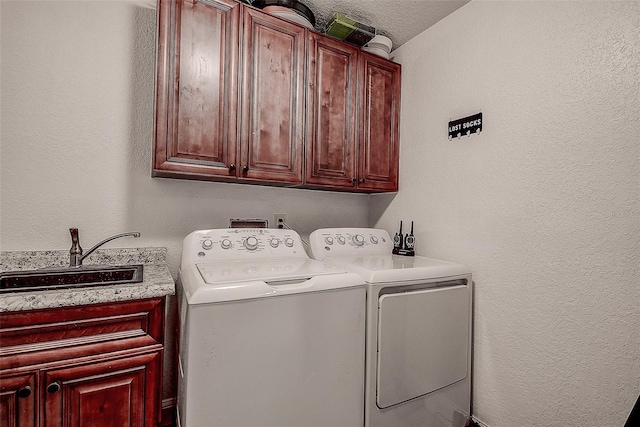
left=0, top=372, right=37, bottom=427
left=239, top=6, right=306, bottom=184
left=305, top=35, right=400, bottom=191
left=154, top=0, right=240, bottom=180
left=154, top=0, right=401, bottom=192
left=305, top=32, right=359, bottom=189
left=357, top=52, right=401, bottom=192
left=0, top=298, right=165, bottom=427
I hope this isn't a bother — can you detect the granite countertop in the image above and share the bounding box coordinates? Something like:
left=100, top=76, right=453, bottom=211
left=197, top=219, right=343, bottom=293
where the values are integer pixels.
left=0, top=248, right=175, bottom=312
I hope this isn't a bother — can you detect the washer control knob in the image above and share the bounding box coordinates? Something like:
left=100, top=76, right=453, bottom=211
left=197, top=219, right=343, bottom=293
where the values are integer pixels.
left=270, top=238, right=280, bottom=248
left=220, top=239, right=232, bottom=250
left=324, top=236, right=334, bottom=245
left=337, top=236, right=346, bottom=245
left=352, top=234, right=365, bottom=246
left=284, top=237, right=295, bottom=247
left=370, top=236, right=378, bottom=244
left=244, top=236, right=259, bottom=251
left=202, top=239, right=213, bottom=250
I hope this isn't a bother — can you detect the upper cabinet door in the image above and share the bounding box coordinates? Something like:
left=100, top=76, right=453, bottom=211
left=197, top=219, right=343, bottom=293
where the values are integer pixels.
left=305, top=33, right=359, bottom=189
left=358, top=52, right=401, bottom=192
left=239, top=8, right=306, bottom=184
left=154, top=0, right=240, bottom=179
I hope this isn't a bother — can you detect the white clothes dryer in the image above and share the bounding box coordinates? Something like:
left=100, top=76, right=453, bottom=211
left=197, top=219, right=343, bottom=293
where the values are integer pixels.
left=177, top=228, right=366, bottom=427
left=309, top=228, right=473, bottom=427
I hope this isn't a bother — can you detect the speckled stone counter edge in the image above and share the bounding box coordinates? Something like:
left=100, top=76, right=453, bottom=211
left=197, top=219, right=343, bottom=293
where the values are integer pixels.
left=0, top=248, right=175, bottom=312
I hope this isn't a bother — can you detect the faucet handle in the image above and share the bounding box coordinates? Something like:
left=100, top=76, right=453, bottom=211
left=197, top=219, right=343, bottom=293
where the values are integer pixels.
left=69, top=228, right=81, bottom=252
left=69, top=228, right=83, bottom=266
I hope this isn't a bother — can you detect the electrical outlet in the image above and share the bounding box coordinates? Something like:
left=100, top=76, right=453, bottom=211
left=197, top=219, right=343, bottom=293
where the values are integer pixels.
left=273, top=214, right=287, bottom=229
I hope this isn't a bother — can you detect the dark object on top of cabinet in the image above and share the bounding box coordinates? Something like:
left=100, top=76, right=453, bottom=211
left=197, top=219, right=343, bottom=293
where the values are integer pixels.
left=251, top=0, right=316, bottom=27
left=153, top=0, right=400, bottom=193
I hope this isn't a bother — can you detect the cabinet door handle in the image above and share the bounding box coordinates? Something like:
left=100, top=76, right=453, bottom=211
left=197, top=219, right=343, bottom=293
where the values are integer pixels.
left=229, top=164, right=236, bottom=171
left=18, top=386, right=32, bottom=398
left=47, top=382, right=61, bottom=394
left=359, top=178, right=366, bottom=184
left=242, top=165, right=249, bottom=173
left=351, top=178, right=357, bottom=184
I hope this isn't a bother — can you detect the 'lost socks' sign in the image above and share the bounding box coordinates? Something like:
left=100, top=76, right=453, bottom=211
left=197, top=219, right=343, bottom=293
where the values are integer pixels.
left=448, top=112, right=482, bottom=140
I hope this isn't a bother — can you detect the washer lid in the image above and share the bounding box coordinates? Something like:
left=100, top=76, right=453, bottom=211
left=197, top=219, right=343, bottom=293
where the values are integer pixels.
left=181, top=261, right=364, bottom=304
left=324, top=254, right=470, bottom=283
left=196, top=258, right=346, bottom=285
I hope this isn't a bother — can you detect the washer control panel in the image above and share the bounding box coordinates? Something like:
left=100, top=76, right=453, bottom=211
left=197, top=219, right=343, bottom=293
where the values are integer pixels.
left=182, top=228, right=305, bottom=264
left=309, top=228, right=394, bottom=260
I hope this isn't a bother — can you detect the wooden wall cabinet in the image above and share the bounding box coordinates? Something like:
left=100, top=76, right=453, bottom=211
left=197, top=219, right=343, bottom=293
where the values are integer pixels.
left=305, top=32, right=358, bottom=190
left=154, top=0, right=401, bottom=192
left=154, top=0, right=240, bottom=180
left=0, top=298, right=165, bottom=427
left=357, top=52, right=401, bottom=192
left=239, top=7, right=306, bottom=184
left=305, top=35, right=400, bottom=192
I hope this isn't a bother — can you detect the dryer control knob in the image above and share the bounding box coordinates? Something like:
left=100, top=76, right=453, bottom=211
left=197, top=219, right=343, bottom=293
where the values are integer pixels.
left=352, top=234, right=365, bottom=246
left=244, top=236, right=259, bottom=251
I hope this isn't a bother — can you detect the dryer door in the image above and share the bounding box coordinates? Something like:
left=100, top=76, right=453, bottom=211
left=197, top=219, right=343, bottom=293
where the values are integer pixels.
left=376, top=284, right=470, bottom=409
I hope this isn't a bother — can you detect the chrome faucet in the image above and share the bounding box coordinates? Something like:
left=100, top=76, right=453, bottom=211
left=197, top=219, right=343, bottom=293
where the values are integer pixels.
left=69, top=228, right=141, bottom=267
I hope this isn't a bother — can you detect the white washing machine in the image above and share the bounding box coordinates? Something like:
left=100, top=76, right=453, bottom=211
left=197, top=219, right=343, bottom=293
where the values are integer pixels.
left=309, top=228, right=473, bottom=427
left=177, top=228, right=366, bottom=427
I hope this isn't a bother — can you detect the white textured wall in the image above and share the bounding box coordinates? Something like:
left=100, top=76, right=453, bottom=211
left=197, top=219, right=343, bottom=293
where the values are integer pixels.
left=0, top=0, right=368, bottom=401
left=371, top=1, right=640, bottom=426
left=0, top=0, right=369, bottom=266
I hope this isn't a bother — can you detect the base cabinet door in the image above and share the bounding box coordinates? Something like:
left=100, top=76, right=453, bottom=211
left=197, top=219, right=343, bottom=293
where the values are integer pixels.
left=0, top=372, right=37, bottom=427
left=42, top=351, right=162, bottom=427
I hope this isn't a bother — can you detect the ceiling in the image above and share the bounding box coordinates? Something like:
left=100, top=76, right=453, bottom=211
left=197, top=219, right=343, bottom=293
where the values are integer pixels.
left=265, top=0, right=471, bottom=49
left=140, top=0, right=470, bottom=50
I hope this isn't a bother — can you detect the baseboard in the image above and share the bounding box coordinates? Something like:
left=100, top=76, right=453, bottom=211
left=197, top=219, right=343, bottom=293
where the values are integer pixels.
left=160, top=398, right=177, bottom=427
left=160, top=401, right=488, bottom=427
left=469, top=415, right=491, bottom=427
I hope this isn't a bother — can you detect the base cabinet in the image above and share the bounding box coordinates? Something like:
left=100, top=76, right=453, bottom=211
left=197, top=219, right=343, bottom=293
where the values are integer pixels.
left=0, top=298, right=165, bottom=427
